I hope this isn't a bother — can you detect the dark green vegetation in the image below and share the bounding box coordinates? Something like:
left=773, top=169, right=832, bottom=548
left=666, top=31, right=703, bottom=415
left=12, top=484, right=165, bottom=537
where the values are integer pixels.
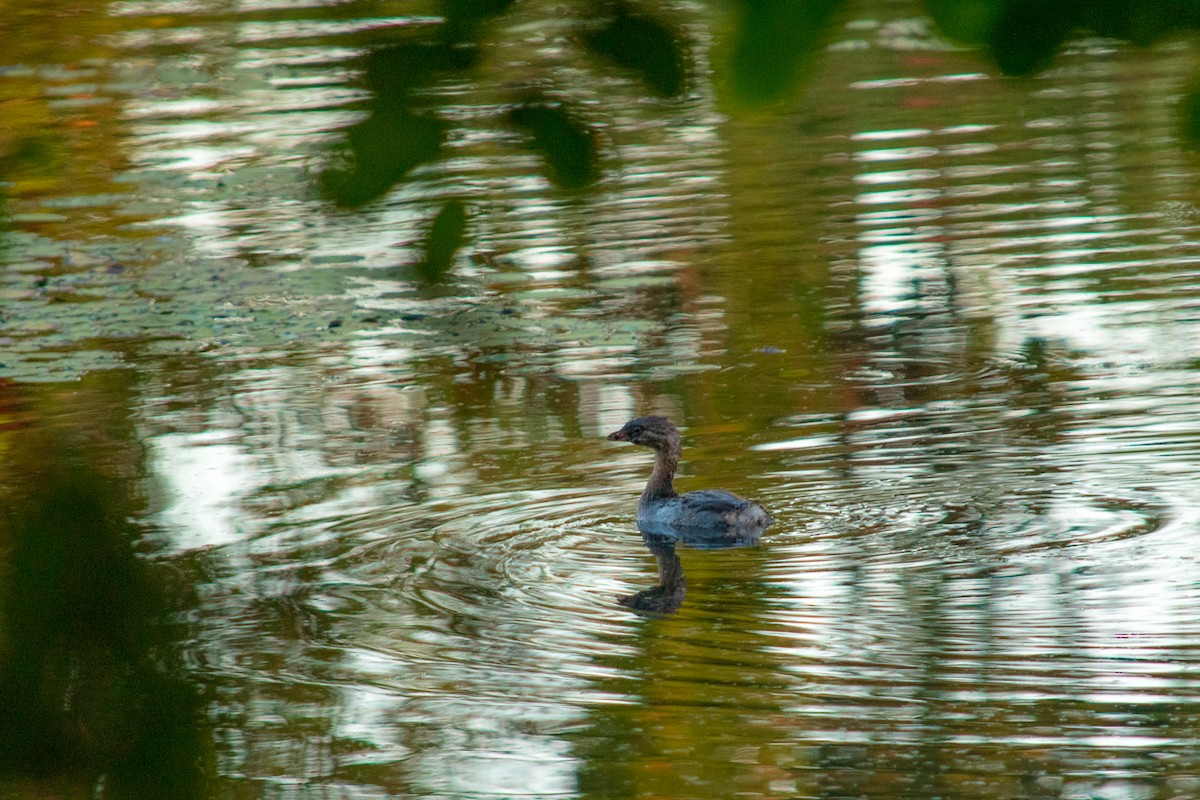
left=929, top=0, right=1200, bottom=72
left=508, top=100, right=602, bottom=191
left=417, top=198, right=469, bottom=282
left=581, top=3, right=688, bottom=98
left=321, top=109, right=448, bottom=209
left=321, top=0, right=1200, bottom=279
left=0, top=384, right=212, bottom=799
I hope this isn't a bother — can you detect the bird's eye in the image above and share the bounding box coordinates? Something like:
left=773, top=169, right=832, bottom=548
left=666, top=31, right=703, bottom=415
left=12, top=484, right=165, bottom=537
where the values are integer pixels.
left=629, top=426, right=642, bottom=437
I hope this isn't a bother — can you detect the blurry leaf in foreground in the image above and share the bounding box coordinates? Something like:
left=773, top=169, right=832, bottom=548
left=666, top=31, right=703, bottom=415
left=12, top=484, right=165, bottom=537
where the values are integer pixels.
left=0, top=134, right=64, bottom=196
left=925, top=0, right=1002, bottom=44
left=1182, top=82, right=1200, bottom=147
left=361, top=41, right=477, bottom=99
left=988, top=0, right=1082, bottom=76
left=582, top=2, right=688, bottom=98
left=442, top=0, right=518, bottom=44
left=417, top=199, right=468, bottom=283
left=321, top=110, right=447, bottom=208
left=0, top=460, right=212, bottom=797
left=930, top=0, right=1180, bottom=75
left=508, top=101, right=600, bottom=190
left=1084, top=0, right=1181, bottom=46
left=726, top=0, right=845, bottom=108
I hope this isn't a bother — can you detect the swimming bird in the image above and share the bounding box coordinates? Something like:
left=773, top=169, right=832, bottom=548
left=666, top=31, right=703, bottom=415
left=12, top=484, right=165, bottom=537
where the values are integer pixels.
left=607, top=416, right=772, bottom=535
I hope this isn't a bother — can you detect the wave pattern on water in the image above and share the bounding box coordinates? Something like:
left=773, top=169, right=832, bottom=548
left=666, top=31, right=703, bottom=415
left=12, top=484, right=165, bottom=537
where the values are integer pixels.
left=6, top=2, right=1200, bottom=799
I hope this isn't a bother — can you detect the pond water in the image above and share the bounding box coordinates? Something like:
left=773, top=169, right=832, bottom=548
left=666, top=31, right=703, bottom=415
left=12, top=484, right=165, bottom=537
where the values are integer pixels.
left=3, top=1, right=1200, bottom=799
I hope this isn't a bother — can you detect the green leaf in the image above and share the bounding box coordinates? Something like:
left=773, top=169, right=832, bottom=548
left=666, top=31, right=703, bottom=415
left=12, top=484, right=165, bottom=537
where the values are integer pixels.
left=508, top=101, right=601, bottom=190
left=988, top=0, right=1082, bottom=77
left=321, top=110, right=447, bottom=208
left=926, top=0, right=1002, bottom=44
left=582, top=3, right=688, bottom=98
left=417, top=199, right=468, bottom=283
left=726, top=0, right=845, bottom=108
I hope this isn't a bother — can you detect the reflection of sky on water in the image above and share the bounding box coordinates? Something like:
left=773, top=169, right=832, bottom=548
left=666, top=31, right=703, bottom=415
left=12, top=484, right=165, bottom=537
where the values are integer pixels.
left=152, top=431, right=256, bottom=551
left=818, top=47, right=1200, bottom=762
left=335, top=653, right=584, bottom=798
left=13, top=1, right=1200, bottom=797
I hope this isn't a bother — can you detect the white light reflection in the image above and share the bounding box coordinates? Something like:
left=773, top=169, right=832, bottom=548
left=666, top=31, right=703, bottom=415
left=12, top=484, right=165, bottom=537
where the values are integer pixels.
left=858, top=242, right=947, bottom=321
left=151, top=430, right=256, bottom=552
left=412, top=740, right=578, bottom=799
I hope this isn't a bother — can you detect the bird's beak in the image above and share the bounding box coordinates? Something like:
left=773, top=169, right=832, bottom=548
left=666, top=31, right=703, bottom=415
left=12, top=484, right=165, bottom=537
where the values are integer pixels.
left=607, top=428, right=629, bottom=441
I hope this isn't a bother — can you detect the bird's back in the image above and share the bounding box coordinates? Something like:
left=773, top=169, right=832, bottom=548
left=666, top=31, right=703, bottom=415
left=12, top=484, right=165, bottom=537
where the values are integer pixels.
left=638, top=488, right=772, bottom=534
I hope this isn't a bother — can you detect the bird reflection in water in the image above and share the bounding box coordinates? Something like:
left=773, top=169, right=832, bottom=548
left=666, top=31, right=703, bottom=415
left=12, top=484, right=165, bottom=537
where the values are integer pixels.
left=618, top=520, right=765, bottom=616
left=607, top=416, right=771, bottom=615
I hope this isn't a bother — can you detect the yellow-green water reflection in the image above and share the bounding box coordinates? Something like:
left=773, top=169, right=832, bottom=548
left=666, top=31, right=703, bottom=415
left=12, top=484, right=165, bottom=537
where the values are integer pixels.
left=3, top=1, right=1200, bottom=799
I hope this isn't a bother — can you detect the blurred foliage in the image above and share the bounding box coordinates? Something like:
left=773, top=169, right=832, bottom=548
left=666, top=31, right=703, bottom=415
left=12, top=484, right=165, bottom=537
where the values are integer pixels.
left=417, top=198, right=468, bottom=283
left=986, top=0, right=1081, bottom=76
left=582, top=1, right=688, bottom=97
left=0, top=88, right=72, bottom=198
left=925, top=0, right=1003, bottom=43
left=927, top=0, right=1200, bottom=75
left=0, top=1, right=113, bottom=64
left=319, top=0, right=519, bottom=209
left=0, top=134, right=64, bottom=186
left=1184, top=81, right=1200, bottom=143
left=0, top=0, right=133, bottom=221
left=726, top=0, right=846, bottom=107
left=509, top=99, right=602, bottom=190
left=320, top=108, right=447, bottom=208
left=318, top=40, right=464, bottom=208
left=0, top=381, right=212, bottom=798
left=443, top=0, right=519, bottom=45
left=324, top=0, right=1200, bottom=275
left=360, top=40, right=479, bottom=99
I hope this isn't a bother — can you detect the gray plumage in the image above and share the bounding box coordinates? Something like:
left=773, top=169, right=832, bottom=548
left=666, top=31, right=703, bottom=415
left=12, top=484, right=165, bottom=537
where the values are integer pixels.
left=607, top=415, right=773, bottom=536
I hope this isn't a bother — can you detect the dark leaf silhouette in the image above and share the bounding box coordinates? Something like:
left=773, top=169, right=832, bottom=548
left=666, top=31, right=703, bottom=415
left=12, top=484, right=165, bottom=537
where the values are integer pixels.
left=1084, top=0, right=1182, bottom=46
left=417, top=199, right=468, bottom=282
left=727, top=0, right=845, bottom=108
left=1183, top=84, right=1200, bottom=148
left=443, top=0, right=518, bottom=45
left=582, top=3, right=688, bottom=98
left=321, top=111, right=447, bottom=208
left=926, top=0, right=1002, bottom=44
left=508, top=101, right=601, bottom=190
left=988, top=0, right=1082, bottom=76
left=362, top=41, right=477, bottom=99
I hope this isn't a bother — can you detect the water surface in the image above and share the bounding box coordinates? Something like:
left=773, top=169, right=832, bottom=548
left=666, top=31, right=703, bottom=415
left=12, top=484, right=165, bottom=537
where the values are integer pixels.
left=3, top=2, right=1200, bottom=799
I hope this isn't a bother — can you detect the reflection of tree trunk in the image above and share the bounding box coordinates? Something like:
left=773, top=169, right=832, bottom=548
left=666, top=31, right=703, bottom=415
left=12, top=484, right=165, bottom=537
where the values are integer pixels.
left=0, top=377, right=212, bottom=798
left=618, top=539, right=686, bottom=615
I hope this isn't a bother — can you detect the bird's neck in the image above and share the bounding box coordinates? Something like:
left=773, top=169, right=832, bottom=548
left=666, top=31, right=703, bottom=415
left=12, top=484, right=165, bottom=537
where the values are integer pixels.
left=640, top=445, right=679, bottom=505
left=657, top=546, right=684, bottom=591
